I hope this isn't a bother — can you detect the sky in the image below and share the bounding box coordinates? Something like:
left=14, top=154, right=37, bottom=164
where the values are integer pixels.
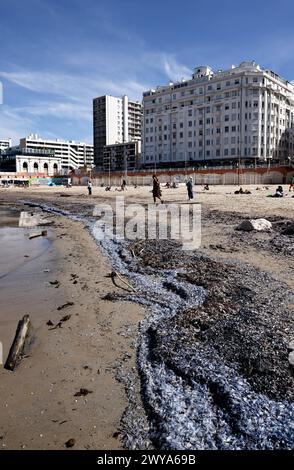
left=0, top=0, right=294, bottom=145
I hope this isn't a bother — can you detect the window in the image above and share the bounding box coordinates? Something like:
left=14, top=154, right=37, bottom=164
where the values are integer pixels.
left=188, top=121, right=193, bottom=127
left=225, top=126, right=229, bottom=132
left=226, top=81, right=230, bottom=87
left=224, top=148, right=229, bottom=156
left=225, top=115, right=230, bottom=121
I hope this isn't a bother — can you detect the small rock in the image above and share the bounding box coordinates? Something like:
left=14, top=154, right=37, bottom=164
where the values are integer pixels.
left=47, top=320, right=54, bottom=326
left=236, top=218, right=272, bottom=232
left=65, top=438, right=75, bottom=448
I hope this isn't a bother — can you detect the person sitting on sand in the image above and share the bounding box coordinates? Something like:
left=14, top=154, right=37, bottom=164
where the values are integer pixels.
left=204, top=184, right=210, bottom=191
left=289, top=176, right=294, bottom=192
left=152, top=175, right=163, bottom=204
left=274, top=186, right=284, bottom=197
left=234, top=187, right=244, bottom=194
left=105, top=186, right=111, bottom=191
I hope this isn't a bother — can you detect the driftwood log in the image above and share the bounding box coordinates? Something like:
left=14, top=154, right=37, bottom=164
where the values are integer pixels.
left=4, top=315, right=31, bottom=371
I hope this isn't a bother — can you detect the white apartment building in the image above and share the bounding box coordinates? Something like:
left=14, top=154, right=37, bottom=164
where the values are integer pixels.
left=0, top=139, right=12, bottom=152
left=103, top=140, right=141, bottom=172
left=19, top=134, right=94, bottom=172
left=93, top=95, right=141, bottom=168
left=142, top=61, right=294, bottom=168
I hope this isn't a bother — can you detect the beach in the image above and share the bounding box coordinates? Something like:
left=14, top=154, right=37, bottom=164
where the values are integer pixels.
left=0, top=183, right=293, bottom=449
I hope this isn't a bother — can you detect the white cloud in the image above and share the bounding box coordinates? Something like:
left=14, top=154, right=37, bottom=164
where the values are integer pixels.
left=0, top=106, right=35, bottom=143
left=162, top=55, right=192, bottom=82
left=0, top=45, right=194, bottom=144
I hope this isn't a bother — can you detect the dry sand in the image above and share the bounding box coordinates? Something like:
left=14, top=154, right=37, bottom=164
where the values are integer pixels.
left=0, top=183, right=293, bottom=449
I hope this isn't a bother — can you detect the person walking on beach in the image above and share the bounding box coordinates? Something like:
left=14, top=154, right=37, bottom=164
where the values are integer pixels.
left=152, top=174, right=163, bottom=204
left=289, top=176, right=294, bottom=192
left=87, top=180, right=93, bottom=196
left=186, top=176, right=194, bottom=200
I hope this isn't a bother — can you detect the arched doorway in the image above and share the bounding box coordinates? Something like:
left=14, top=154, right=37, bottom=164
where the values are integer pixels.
left=44, top=163, right=48, bottom=175
left=53, top=163, right=58, bottom=175
left=23, top=162, right=28, bottom=173
left=33, top=162, right=39, bottom=174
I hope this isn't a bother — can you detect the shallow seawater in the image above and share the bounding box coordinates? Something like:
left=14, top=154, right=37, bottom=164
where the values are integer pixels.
left=0, top=206, right=20, bottom=228
left=0, top=207, right=50, bottom=280
left=0, top=206, right=54, bottom=358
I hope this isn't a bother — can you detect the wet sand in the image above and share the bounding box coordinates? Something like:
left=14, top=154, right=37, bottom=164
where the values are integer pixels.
left=0, top=203, right=145, bottom=450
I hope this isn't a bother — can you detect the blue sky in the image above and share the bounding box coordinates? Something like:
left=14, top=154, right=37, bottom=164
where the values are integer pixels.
left=0, top=0, right=294, bottom=144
